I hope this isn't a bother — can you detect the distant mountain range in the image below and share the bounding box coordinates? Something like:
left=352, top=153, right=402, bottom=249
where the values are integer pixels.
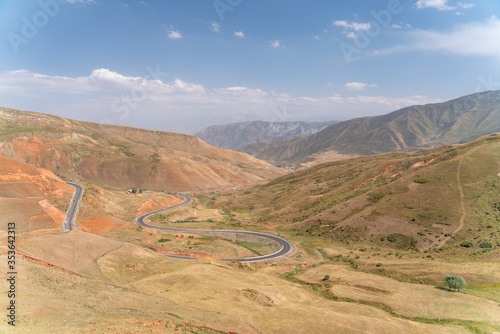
left=0, top=108, right=283, bottom=192
left=250, top=90, right=500, bottom=165
left=196, top=120, right=336, bottom=152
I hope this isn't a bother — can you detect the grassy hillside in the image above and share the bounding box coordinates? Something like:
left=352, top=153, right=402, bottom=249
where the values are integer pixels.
left=253, top=90, right=500, bottom=165
left=1, top=136, right=499, bottom=333
left=217, top=133, right=500, bottom=256
left=0, top=108, right=283, bottom=191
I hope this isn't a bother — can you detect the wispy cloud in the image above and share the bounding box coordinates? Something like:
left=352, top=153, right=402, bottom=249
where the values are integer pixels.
left=233, top=31, right=245, bottom=38
left=0, top=69, right=440, bottom=132
left=343, top=82, right=378, bottom=91
left=458, top=2, right=474, bottom=9
left=415, top=0, right=455, bottom=11
left=333, top=20, right=372, bottom=40
left=374, top=16, right=500, bottom=58
left=270, top=40, right=283, bottom=48
left=211, top=21, right=221, bottom=33
left=168, top=29, right=182, bottom=39
left=333, top=20, right=371, bottom=31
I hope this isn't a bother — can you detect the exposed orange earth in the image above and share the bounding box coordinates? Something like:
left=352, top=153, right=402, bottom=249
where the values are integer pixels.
left=135, top=197, right=185, bottom=216
left=0, top=156, right=74, bottom=231
left=0, top=108, right=284, bottom=192
left=79, top=212, right=124, bottom=234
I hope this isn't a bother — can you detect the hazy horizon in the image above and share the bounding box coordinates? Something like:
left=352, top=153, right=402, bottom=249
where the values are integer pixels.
left=1, top=0, right=499, bottom=133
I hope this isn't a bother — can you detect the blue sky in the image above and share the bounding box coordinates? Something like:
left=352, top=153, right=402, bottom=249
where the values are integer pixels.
left=1, top=0, right=499, bottom=133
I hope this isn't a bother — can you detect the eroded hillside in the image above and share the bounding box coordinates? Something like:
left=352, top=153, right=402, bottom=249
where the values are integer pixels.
left=0, top=108, right=283, bottom=192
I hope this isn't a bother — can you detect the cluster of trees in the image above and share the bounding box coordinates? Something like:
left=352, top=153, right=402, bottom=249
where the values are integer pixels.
left=130, top=187, right=143, bottom=194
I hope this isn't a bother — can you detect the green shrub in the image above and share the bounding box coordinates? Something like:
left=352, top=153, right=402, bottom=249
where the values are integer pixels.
left=158, top=238, right=170, bottom=243
left=386, top=233, right=417, bottom=249
left=414, top=178, right=429, bottom=184
left=460, top=241, right=473, bottom=248
left=322, top=275, right=330, bottom=281
left=479, top=242, right=492, bottom=248
left=376, top=263, right=383, bottom=267
left=368, top=192, right=385, bottom=203
left=443, top=275, right=466, bottom=292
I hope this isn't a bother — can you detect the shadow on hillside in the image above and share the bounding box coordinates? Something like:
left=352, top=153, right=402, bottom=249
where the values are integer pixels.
left=434, top=286, right=462, bottom=293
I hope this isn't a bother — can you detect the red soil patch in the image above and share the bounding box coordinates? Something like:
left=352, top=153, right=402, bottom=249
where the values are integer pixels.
left=80, top=213, right=123, bottom=234
left=135, top=196, right=184, bottom=216
left=0, top=156, right=72, bottom=199
left=411, top=158, right=436, bottom=168
left=355, top=164, right=397, bottom=191
left=38, top=199, right=66, bottom=223
left=1, top=252, right=83, bottom=276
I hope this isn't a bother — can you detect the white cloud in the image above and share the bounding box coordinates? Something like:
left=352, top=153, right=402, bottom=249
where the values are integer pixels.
left=270, top=40, right=282, bottom=48
left=168, top=29, right=182, bottom=39
left=415, top=0, right=455, bottom=11
left=233, top=31, right=245, bottom=38
left=343, top=82, right=378, bottom=91
left=391, top=24, right=402, bottom=29
left=346, top=32, right=357, bottom=39
left=374, top=16, right=500, bottom=58
left=211, top=21, right=221, bottom=33
left=458, top=2, right=474, bottom=9
left=0, top=69, right=440, bottom=133
left=410, top=16, right=500, bottom=57
left=334, top=20, right=371, bottom=31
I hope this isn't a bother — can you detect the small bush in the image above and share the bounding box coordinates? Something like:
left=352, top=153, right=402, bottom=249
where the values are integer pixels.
left=376, top=263, right=383, bottom=267
left=369, top=192, right=385, bottom=203
left=460, top=241, right=473, bottom=248
left=158, top=238, right=170, bottom=243
left=322, top=275, right=330, bottom=281
left=444, top=275, right=466, bottom=292
left=479, top=242, right=492, bottom=248
left=414, top=178, right=430, bottom=184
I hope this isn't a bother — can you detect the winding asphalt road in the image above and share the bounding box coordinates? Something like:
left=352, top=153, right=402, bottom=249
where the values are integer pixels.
left=135, top=193, right=294, bottom=263
left=64, top=182, right=84, bottom=231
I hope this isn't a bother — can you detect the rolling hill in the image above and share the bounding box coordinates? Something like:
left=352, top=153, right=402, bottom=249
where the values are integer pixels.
left=196, top=120, right=336, bottom=152
left=0, top=108, right=283, bottom=192
left=219, top=133, right=500, bottom=254
left=252, top=90, right=500, bottom=165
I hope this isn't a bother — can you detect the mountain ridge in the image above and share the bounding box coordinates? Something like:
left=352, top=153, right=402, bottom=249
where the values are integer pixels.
left=251, top=90, right=500, bottom=165
left=196, top=120, right=336, bottom=151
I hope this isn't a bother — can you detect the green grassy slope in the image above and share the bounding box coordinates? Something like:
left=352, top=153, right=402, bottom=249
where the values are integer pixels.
left=220, top=133, right=500, bottom=256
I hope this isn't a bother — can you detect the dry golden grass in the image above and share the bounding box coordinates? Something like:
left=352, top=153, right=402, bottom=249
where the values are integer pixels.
left=295, top=263, right=500, bottom=323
